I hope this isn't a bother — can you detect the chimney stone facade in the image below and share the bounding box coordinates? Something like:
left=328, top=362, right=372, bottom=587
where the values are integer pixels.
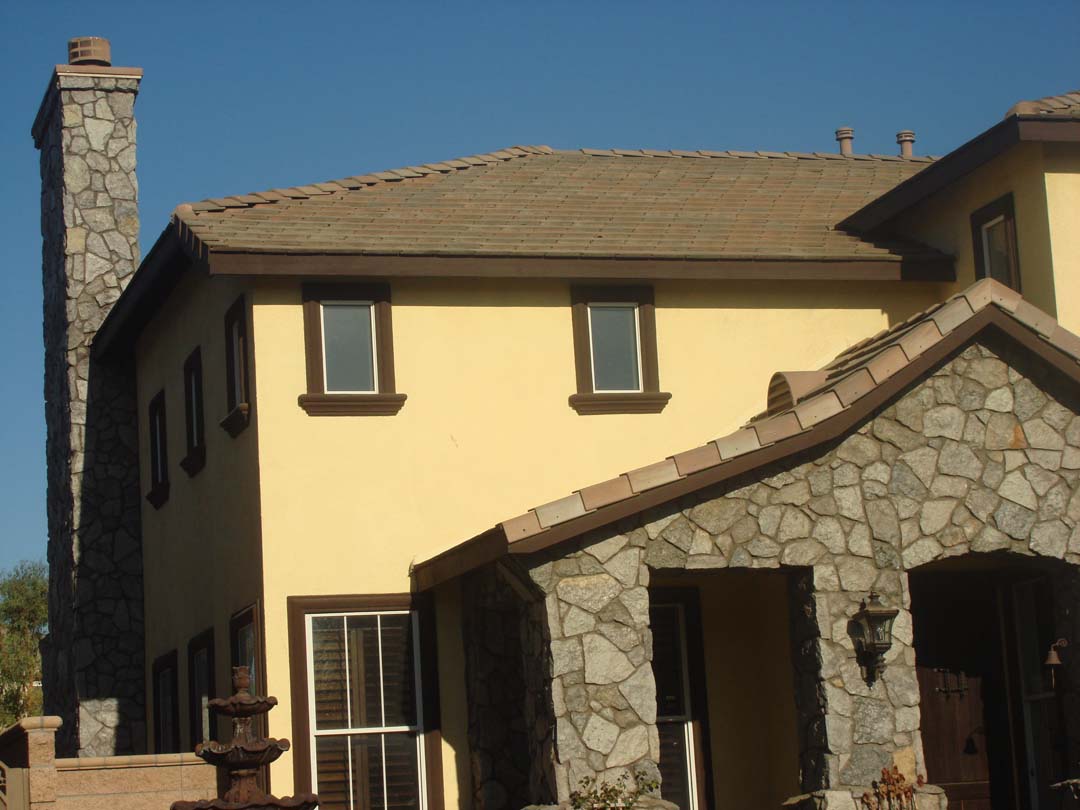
left=32, top=42, right=146, bottom=756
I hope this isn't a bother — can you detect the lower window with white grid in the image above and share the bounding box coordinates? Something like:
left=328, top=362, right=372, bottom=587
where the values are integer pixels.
left=306, top=611, right=426, bottom=810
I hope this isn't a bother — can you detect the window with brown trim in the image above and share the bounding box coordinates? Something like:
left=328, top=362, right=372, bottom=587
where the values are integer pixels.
left=570, top=285, right=670, bottom=414
left=180, top=347, right=206, bottom=476
left=187, top=628, right=216, bottom=748
left=146, top=390, right=169, bottom=508
left=152, top=650, right=180, bottom=754
left=222, top=296, right=251, bottom=436
left=971, top=193, right=1020, bottom=291
left=230, top=605, right=262, bottom=694
left=286, top=595, right=443, bottom=810
left=298, top=284, right=407, bottom=416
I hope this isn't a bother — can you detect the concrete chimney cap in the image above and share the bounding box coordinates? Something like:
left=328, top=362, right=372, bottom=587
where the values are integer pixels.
left=67, top=37, right=111, bottom=67
left=896, top=130, right=916, bottom=142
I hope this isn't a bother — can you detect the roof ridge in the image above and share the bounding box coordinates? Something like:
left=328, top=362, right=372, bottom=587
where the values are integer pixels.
left=179, top=145, right=555, bottom=216
left=572, top=147, right=937, bottom=164
left=487, top=278, right=1080, bottom=548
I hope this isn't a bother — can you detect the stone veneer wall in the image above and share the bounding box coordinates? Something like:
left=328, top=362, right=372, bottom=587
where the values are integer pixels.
left=516, top=337, right=1080, bottom=809
left=33, top=68, right=145, bottom=756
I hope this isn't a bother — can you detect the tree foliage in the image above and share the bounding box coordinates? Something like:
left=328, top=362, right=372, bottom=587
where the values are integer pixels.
left=0, top=560, right=48, bottom=727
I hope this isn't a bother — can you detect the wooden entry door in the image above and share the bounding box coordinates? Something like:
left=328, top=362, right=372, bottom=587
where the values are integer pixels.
left=915, top=666, right=993, bottom=810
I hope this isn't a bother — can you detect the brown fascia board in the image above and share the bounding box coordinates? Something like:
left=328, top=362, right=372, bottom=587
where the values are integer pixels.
left=207, top=251, right=954, bottom=282
left=91, top=223, right=207, bottom=361
left=409, top=305, right=1080, bottom=591
left=840, top=116, right=1080, bottom=234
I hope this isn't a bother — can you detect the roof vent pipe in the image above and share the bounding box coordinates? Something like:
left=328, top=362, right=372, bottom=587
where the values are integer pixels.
left=835, top=127, right=854, bottom=156
left=897, top=130, right=916, bottom=158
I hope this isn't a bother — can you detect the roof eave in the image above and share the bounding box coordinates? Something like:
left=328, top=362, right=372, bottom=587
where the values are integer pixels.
left=839, top=116, right=1080, bottom=233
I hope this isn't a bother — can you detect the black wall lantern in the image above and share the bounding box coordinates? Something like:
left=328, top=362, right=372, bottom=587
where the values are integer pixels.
left=850, top=591, right=899, bottom=685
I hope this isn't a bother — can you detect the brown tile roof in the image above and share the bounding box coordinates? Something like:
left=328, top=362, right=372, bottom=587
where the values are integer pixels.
left=173, top=145, right=945, bottom=264
left=1006, top=90, right=1080, bottom=119
left=412, top=278, right=1080, bottom=588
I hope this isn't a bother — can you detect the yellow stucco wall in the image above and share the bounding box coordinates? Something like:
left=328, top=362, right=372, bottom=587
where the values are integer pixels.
left=1043, top=143, right=1080, bottom=333
left=893, top=142, right=1057, bottom=321
left=249, top=276, right=948, bottom=796
left=135, top=272, right=264, bottom=752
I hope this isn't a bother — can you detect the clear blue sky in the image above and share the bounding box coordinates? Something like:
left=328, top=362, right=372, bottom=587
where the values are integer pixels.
left=1, top=1, right=1077, bottom=564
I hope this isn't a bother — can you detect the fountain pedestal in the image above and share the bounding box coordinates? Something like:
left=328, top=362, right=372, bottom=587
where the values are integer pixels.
left=171, top=666, right=318, bottom=810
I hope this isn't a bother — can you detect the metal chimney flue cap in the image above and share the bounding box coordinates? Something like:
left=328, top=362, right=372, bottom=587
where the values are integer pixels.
left=67, top=37, right=112, bottom=67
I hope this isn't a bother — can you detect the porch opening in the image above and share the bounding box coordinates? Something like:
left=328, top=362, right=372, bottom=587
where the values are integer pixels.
left=650, top=570, right=801, bottom=810
left=910, top=555, right=1072, bottom=810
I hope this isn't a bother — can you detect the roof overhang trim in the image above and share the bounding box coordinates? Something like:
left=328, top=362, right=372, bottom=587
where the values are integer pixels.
left=840, top=116, right=1080, bottom=233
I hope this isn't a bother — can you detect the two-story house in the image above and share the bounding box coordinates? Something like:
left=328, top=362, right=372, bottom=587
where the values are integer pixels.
left=34, top=36, right=1080, bottom=810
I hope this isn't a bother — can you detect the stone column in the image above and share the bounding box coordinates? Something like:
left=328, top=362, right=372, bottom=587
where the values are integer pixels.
left=526, top=532, right=661, bottom=806
left=31, top=38, right=145, bottom=756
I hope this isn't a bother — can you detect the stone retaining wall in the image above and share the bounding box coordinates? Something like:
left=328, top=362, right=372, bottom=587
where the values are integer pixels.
left=512, top=336, right=1080, bottom=808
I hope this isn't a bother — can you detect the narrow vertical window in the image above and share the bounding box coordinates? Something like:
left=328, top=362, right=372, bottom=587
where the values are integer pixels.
left=306, top=610, right=426, bottom=810
left=146, top=390, right=169, bottom=508
left=188, top=629, right=216, bottom=748
left=181, top=347, right=206, bottom=475
left=570, top=286, right=669, bottom=414
left=231, top=607, right=260, bottom=692
left=222, top=296, right=251, bottom=437
left=322, top=302, right=377, bottom=393
left=971, top=193, right=1020, bottom=290
left=299, top=284, right=406, bottom=416
left=153, top=651, right=180, bottom=754
left=588, top=303, right=642, bottom=392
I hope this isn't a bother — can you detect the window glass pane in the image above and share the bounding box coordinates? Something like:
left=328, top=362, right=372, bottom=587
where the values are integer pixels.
left=346, top=616, right=383, bottom=727
left=381, top=733, right=421, bottom=810
left=192, top=648, right=211, bottom=742
left=351, top=734, right=386, bottom=810
left=231, top=320, right=245, bottom=404
left=236, top=622, right=256, bottom=689
left=379, top=615, right=417, bottom=728
left=313, top=617, right=348, bottom=730
left=982, top=217, right=1012, bottom=286
left=650, top=605, right=687, bottom=718
left=316, top=735, right=350, bottom=810
left=589, top=305, right=640, bottom=391
left=323, top=304, right=376, bottom=393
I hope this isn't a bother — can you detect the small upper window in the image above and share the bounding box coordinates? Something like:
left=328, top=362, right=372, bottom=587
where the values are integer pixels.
left=588, top=303, right=643, bottom=392
left=222, top=297, right=250, bottom=437
left=146, top=390, right=169, bottom=508
left=181, top=347, right=206, bottom=475
left=299, top=284, right=406, bottom=416
left=570, top=286, right=670, bottom=415
left=322, top=302, right=377, bottom=393
left=971, top=194, right=1020, bottom=290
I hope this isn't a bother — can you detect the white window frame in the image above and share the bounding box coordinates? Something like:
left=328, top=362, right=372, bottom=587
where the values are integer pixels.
left=304, top=610, right=427, bottom=810
left=980, top=214, right=1007, bottom=278
left=586, top=302, right=644, bottom=393
left=319, top=301, right=379, bottom=395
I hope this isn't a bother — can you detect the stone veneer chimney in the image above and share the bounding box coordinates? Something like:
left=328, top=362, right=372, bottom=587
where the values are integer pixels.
left=31, top=38, right=146, bottom=756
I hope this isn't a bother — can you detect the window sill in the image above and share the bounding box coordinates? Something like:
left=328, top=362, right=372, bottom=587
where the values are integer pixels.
left=298, top=393, right=408, bottom=416
left=569, top=392, right=671, bottom=415
left=179, top=446, right=206, bottom=477
left=146, top=483, right=170, bottom=510
left=220, top=403, right=250, bottom=437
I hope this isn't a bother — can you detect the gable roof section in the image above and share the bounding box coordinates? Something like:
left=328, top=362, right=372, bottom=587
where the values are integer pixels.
left=174, top=145, right=945, bottom=270
left=840, top=94, right=1080, bottom=233
left=411, top=278, right=1080, bottom=590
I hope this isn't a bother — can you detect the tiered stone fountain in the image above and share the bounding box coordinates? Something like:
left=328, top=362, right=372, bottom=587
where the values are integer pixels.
left=172, top=666, right=318, bottom=810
